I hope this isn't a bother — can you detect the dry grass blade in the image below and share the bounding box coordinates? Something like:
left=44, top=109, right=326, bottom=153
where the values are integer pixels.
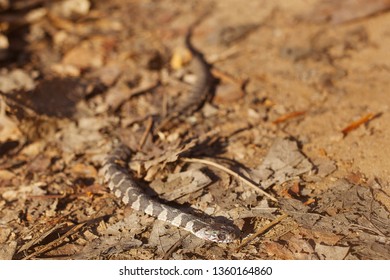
left=182, top=157, right=277, bottom=202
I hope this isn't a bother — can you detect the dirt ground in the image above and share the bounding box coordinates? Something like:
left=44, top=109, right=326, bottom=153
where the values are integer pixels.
left=0, top=0, right=390, bottom=260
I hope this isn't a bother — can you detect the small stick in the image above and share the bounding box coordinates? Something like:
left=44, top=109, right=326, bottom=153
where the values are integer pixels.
left=181, top=157, right=277, bottom=202
left=237, top=212, right=289, bottom=251
left=22, top=223, right=85, bottom=260
left=17, top=222, right=68, bottom=254
left=138, top=116, right=154, bottom=151
left=341, top=113, right=376, bottom=136
left=273, top=111, right=306, bottom=124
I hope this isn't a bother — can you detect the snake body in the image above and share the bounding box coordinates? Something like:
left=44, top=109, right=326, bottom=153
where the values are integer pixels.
left=102, top=144, right=238, bottom=243
left=102, top=21, right=238, bottom=243
left=156, top=20, right=213, bottom=131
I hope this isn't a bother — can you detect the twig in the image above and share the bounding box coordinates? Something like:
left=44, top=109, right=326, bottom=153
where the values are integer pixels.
left=237, top=212, right=289, bottom=251
left=17, top=222, right=68, bottom=254
left=138, top=116, right=153, bottom=151
left=181, top=157, right=277, bottom=202
left=22, top=223, right=86, bottom=260
left=341, top=112, right=378, bottom=136
left=273, top=111, right=306, bottom=124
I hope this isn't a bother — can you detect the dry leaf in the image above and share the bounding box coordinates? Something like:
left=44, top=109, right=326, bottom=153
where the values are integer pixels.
left=251, top=138, right=313, bottom=189
left=315, top=244, right=349, bottom=260
left=156, top=169, right=211, bottom=201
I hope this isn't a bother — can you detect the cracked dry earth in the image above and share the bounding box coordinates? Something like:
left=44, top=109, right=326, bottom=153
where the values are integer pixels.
left=0, top=0, right=390, bottom=260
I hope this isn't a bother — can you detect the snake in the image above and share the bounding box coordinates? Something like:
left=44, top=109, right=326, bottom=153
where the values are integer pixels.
left=102, top=143, right=238, bottom=243
left=156, top=16, right=213, bottom=131
left=102, top=21, right=238, bottom=243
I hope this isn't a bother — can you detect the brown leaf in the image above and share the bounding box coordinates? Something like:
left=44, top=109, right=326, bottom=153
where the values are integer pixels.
left=315, top=243, right=349, bottom=260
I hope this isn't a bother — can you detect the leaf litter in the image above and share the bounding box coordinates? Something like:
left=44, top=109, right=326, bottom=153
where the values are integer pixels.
left=0, top=0, right=390, bottom=260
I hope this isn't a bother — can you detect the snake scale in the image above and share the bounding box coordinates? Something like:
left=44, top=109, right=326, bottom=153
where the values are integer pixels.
left=102, top=24, right=238, bottom=243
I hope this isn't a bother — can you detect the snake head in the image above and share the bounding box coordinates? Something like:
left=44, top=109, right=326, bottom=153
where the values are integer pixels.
left=197, top=224, right=239, bottom=243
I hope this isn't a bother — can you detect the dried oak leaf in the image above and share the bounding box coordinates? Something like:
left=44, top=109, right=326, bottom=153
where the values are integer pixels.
left=251, top=138, right=313, bottom=189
